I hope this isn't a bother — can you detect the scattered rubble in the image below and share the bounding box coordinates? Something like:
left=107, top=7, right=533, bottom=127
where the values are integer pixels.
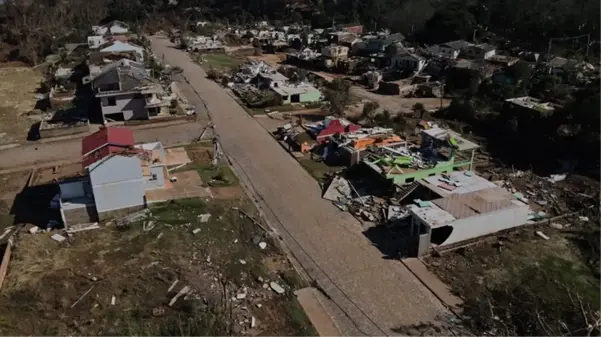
left=269, top=282, right=285, bottom=294
left=51, top=234, right=66, bottom=242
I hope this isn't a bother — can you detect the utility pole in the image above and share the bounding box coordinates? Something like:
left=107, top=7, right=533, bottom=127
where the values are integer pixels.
left=439, top=82, right=445, bottom=110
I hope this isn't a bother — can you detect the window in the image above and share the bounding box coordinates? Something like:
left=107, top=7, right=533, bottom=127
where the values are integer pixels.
left=406, top=177, right=415, bottom=183
left=105, top=97, right=117, bottom=106
left=150, top=174, right=158, bottom=181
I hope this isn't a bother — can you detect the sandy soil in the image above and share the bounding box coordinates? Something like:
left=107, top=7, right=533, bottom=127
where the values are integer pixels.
left=0, top=66, right=44, bottom=145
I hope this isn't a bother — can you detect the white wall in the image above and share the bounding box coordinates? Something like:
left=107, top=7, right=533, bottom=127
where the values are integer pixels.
left=59, top=181, right=86, bottom=200
left=438, top=204, right=530, bottom=246
left=89, top=155, right=143, bottom=185
left=93, top=179, right=146, bottom=213
left=88, top=36, right=105, bottom=49
left=100, top=93, right=148, bottom=120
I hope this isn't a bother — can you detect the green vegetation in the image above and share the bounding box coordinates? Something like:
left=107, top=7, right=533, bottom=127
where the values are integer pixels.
left=298, top=157, right=343, bottom=184
left=195, top=164, right=239, bottom=187
left=426, top=226, right=600, bottom=336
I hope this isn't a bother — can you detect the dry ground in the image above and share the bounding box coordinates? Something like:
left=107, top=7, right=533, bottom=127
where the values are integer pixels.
left=351, top=86, right=451, bottom=115
left=0, top=144, right=316, bottom=335
left=247, top=54, right=286, bottom=68
left=0, top=66, right=44, bottom=145
left=32, top=163, right=83, bottom=185
left=424, top=218, right=600, bottom=335
left=0, top=197, right=315, bottom=336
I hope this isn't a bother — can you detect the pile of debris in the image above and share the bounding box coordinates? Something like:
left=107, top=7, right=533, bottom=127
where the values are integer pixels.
left=321, top=173, right=411, bottom=226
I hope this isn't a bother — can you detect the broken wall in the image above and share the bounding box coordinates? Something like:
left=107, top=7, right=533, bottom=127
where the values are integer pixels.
left=437, top=204, right=529, bottom=247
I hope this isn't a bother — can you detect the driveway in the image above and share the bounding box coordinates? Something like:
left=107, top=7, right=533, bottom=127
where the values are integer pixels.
left=150, top=35, right=455, bottom=335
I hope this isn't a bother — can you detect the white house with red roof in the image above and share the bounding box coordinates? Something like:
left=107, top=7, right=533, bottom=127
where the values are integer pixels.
left=58, top=127, right=170, bottom=226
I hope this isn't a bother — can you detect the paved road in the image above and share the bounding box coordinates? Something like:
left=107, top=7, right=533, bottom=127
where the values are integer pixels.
left=0, top=122, right=202, bottom=171
left=150, top=35, right=454, bottom=335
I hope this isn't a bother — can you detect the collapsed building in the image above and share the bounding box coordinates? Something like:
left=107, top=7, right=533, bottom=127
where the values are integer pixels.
left=321, top=127, right=532, bottom=257
left=362, top=127, right=479, bottom=185
left=232, top=61, right=322, bottom=105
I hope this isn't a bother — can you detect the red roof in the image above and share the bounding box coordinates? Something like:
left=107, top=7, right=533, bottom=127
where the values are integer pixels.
left=82, top=127, right=134, bottom=155
left=81, top=127, right=135, bottom=168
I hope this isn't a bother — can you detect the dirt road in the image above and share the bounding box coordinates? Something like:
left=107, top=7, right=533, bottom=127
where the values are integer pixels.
left=351, top=86, right=451, bottom=114
left=0, top=122, right=202, bottom=171
left=151, top=35, right=455, bottom=335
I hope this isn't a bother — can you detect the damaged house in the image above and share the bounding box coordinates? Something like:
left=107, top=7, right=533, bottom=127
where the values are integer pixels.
left=58, top=127, right=190, bottom=226
left=86, top=59, right=168, bottom=122
left=362, top=127, right=479, bottom=185
left=407, top=171, right=529, bottom=256
left=233, top=61, right=322, bottom=105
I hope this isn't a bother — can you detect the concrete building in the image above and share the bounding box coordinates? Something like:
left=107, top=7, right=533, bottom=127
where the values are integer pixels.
left=89, top=59, right=165, bottom=122
left=362, top=127, right=479, bottom=185
left=58, top=127, right=170, bottom=226
left=92, top=20, right=130, bottom=36
left=270, top=81, right=322, bottom=104
left=97, top=41, right=144, bottom=62
left=462, top=43, right=496, bottom=60
left=428, top=40, right=472, bottom=59
left=321, top=45, right=349, bottom=59
left=390, top=52, right=426, bottom=73
left=407, top=171, right=530, bottom=256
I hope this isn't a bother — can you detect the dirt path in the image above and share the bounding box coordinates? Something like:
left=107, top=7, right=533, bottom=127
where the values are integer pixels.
left=151, top=35, right=457, bottom=336
left=0, top=122, right=203, bottom=170
left=351, top=86, right=451, bottom=114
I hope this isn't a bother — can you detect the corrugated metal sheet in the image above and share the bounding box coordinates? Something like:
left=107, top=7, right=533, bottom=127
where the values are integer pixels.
left=88, top=155, right=145, bottom=213
left=432, top=187, right=515, bottom=219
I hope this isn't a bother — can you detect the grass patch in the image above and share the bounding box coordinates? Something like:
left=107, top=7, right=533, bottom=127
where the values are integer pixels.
left=425, top=229, right=601, bottom=336
left=195, top=164, right=238, bottom=187
left=284, top=297, right=319, bottom=336
left=298, top=157, right=343, bottom=183
left=197, top=53, right=245, bottom=70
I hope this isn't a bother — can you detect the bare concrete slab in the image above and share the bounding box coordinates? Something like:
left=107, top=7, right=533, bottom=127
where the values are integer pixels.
left=295, top=287, right=343, bottom=336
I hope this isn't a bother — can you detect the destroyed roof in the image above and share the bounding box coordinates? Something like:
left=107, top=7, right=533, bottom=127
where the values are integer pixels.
left=270, top=81, right=321, bottom=96
left=419, top=171, right=498, bottom=196
left=408, top=181, right=526, bottom=227
left=440, top=40, right=472, bottom=50
left=82, top=127, right=135, bottom=156
left=505, top=96, right=555, bottom=112
left=472, top=43, right=496, bottom=52
left=81, top=127, right=136, bottom=168
left=421, top=127, right=479, bottom=151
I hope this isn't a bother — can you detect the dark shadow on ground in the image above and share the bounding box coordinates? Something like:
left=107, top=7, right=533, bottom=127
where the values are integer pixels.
left=10, top=183, right=61, bottom=229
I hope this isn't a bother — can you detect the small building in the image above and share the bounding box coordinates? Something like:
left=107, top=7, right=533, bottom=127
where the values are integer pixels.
left=92, top=20, right=130, bottom=35
left=428, top=40, right=472, bottom=59
left=89, top=59, right=165, bottom=122
left=462, top=43, right=496, bottom=60
left=329, top=127, right=402, bottom=165
left=362, top=127, right=479, bottom=185
left=390, top=52, right=426, bottom=73
left=96, top=41, right=145, bottom=62
left=304, top=117, right=361, bottom=143
left=407, top=171, right=530, bottom=256
left=336, top=24, right=364, bottom=35
left=321, top=45, right=349, bottom=59
left=270, top=81, right=322, bottom=104
left=505, top=96, right=555, bottom=114
left=58, top=127, right=170, bottom=226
